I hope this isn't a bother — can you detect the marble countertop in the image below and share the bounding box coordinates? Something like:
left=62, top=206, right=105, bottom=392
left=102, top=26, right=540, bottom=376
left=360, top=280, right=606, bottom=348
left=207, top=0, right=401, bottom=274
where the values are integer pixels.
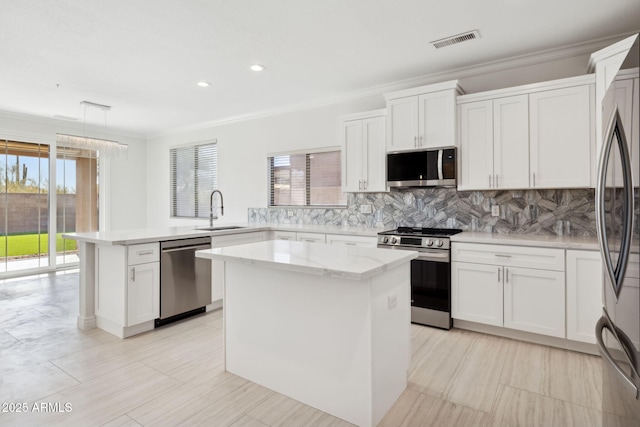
left=451, top=231, right=601, bottom=250
left=62, top=223, right=390, bottom=245
left=196, top=239, right=418, bottom=280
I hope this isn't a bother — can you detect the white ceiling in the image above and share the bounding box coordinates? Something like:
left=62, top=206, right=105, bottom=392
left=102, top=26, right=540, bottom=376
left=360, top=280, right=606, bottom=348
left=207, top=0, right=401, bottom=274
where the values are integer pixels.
left=1, top=0, right=639, bottom=136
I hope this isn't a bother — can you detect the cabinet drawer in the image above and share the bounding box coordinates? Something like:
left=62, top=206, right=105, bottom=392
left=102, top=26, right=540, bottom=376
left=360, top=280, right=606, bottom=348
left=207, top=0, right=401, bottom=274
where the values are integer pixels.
left=127, top=243, right=159, bottom=265
left=296, top=232, right=326, bottom=243
left=212, top=231, right=268, bottom=247
left=271, top=230, right=297, bottom=241
left=326, top=234, right=377, bottom=247
left=451, top=242, right=564, bottom=271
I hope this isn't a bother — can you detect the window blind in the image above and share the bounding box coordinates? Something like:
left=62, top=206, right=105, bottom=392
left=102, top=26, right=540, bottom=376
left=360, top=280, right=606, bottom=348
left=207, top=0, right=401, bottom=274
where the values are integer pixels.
left=170, top=142, right=218, bottom=218
left=268, top=148, right=346, bottom=207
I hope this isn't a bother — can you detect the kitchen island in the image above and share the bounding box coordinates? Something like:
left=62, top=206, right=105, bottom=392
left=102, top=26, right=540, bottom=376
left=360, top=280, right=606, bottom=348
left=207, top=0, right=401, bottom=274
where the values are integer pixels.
left=196, top=240, right=417, bottom=427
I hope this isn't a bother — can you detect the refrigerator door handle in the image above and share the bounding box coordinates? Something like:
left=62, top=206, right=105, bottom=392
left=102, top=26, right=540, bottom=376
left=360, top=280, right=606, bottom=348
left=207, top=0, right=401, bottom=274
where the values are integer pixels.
left=595, top=107, right=634, bottom=300
left=596, top=311, right=639, bottom=399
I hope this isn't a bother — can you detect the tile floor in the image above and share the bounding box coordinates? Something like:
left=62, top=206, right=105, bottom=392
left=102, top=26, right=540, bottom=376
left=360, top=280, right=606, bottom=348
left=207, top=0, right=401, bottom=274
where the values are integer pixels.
left=0, top=271, right=616, bottom=426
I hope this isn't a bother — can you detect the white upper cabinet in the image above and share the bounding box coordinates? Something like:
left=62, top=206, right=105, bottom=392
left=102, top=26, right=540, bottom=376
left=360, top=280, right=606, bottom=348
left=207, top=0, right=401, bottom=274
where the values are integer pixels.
left=340, top=109, right=386, bottom=193
left=458, top=95, right=529, bottom=190
left=457, top=75, right=594, bottom=190
left=529, top=84, right=593, bottom=188
left=384, top=80, right=462, bottom=152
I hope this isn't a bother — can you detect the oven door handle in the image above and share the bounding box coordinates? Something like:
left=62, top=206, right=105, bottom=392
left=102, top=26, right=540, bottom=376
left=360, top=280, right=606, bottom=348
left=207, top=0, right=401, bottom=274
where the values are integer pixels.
left=415, top=252, right=450, bottom=262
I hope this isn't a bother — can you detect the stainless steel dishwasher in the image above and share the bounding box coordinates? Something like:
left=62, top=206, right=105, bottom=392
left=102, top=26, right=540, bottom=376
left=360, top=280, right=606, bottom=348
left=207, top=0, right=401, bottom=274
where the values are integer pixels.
left=157, top=236, right=212, bottom=326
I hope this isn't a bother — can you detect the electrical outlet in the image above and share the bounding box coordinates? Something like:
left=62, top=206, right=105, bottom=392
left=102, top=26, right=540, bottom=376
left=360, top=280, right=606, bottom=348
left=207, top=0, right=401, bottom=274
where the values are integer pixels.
left=387, top=295, right=397, bottom=310
left=491, top=205, right=500, bottom=217
left=359, top=204, right=372, bottom=214
left=287, top=209, right=294, bottom=217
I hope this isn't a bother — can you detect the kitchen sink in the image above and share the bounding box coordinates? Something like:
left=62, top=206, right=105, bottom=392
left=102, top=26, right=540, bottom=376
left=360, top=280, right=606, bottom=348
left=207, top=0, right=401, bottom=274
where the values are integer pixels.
left=195, top=226, right=246, bottom=231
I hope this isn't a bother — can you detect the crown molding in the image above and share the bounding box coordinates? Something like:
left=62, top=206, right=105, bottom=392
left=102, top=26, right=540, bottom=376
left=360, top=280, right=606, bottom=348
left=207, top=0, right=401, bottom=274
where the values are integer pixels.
left=152, top=32, right=637, bottom=139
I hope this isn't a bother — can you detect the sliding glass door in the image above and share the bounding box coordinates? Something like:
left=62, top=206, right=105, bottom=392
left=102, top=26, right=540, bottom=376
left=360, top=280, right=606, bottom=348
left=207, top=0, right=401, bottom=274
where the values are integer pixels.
left=0, top=140, right=50, bottom=272
left=0, top=139, right=100, bottom=274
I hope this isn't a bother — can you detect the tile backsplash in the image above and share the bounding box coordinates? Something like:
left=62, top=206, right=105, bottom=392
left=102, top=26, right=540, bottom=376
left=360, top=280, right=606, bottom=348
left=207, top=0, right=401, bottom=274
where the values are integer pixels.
left=248, top=188, right=640, bottom=237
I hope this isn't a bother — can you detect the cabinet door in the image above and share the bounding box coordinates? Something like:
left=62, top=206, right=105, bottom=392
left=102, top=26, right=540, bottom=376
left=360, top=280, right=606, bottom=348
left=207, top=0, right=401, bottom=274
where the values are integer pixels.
left=362, top=116, right=386, bottom=192
left=566, top=250, right=603, bottom=344
left=386, top=96, right=419, bottom=152
left=458, top=100, right=494, bottom=190
left=529, top=85, right=592, bottom=188
left=127, top=262, right=160, bottom=326
left=451, top=261, right=503, bottom=326
left=493, top=95, right=530, bottom=189
left=503, top=266, right=565, bottom=338
left=341, top=119, right=363, bottom=192
left=418, top=90, right=456, bottom=148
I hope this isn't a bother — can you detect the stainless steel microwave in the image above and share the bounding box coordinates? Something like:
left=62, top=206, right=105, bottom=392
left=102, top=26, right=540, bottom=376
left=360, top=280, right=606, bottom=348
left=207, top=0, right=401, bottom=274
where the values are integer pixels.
left=387, top=147, right=456, bottom=188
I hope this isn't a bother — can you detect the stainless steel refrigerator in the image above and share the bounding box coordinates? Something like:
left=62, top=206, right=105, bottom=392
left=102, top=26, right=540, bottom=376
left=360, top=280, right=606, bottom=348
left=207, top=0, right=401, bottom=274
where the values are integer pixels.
left=595, top=35, right=639, bottom=426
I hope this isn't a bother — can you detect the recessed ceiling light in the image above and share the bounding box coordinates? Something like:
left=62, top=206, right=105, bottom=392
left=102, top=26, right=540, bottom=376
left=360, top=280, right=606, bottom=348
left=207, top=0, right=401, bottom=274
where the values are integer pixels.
left=250, top=64, right=265, bottom=71
left=197, top=81, right=211, bottom=87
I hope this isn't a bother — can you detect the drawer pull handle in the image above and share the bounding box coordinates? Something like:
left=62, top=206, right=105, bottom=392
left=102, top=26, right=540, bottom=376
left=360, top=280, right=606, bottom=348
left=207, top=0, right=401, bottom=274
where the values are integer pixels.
left=495, top=254, right=512, bottom=258
left=137, top=250, right=154, bottom=256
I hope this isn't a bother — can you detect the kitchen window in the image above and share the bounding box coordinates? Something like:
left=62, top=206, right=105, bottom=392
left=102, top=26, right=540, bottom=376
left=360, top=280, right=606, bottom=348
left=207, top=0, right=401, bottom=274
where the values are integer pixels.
left=268, top=147, right=346, bottom=207
left=170, top=141, right=218, bottom=218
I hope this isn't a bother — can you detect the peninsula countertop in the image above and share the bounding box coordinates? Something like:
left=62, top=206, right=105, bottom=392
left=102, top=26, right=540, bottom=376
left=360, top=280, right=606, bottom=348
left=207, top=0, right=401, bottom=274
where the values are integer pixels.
left=62, top=223, right=391, bottom=245
left=195, top=239, right=418, bottom=280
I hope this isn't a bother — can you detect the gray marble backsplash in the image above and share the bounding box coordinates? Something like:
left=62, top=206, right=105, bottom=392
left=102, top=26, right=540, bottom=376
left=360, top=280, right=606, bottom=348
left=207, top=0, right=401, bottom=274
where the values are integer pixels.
left=248, top=188, right=640, bottom=237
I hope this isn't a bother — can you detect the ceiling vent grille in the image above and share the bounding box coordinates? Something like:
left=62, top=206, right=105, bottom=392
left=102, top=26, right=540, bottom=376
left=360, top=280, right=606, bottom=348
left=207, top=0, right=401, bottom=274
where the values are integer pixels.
left=430, top=30, right=480, bottom=49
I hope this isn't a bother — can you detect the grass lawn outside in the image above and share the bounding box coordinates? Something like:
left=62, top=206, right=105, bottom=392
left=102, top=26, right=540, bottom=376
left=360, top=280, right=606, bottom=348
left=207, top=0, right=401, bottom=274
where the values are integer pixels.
left=0, top=233, right=77, bottom=257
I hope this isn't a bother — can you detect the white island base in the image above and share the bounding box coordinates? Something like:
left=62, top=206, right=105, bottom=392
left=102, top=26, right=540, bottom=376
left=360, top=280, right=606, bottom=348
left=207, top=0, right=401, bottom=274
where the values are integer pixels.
left=199, top=240, right=415, bottom=427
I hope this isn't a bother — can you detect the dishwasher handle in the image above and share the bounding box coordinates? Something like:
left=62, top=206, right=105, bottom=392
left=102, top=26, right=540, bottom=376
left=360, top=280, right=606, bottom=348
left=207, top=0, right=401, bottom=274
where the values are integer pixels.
left=162, top=244, right=211, bottom=253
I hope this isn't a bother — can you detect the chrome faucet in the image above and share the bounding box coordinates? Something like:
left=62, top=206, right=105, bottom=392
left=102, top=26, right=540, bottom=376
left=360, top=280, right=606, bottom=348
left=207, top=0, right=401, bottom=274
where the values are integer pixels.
left=209, top=190, right=224, bottom=226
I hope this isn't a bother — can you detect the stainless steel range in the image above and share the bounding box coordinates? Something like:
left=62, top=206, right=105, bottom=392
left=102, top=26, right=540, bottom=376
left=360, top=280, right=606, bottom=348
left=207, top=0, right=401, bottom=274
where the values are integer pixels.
left=377, top=227, right=462, bottom=329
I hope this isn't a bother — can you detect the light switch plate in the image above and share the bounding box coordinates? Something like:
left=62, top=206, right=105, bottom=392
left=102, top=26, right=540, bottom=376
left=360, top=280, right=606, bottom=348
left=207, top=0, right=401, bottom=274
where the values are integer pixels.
left=491, top=205, right=500, bottom=217
left=359, top=204, right=372, bottom=214
left=287, top=210, right=294, bottom=217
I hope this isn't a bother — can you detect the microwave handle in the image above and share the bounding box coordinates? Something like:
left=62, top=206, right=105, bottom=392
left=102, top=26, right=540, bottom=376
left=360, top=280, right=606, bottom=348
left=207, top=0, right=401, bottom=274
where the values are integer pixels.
left=437, top=149, right=443, bottom=179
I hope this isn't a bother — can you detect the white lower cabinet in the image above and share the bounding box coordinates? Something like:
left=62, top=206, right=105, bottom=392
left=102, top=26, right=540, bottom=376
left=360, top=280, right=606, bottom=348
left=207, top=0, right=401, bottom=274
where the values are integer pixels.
left=451, top=261, right=503, bottom=326
left=95, top=242, right=160, bottom=338
left=566, top=250, right=603, bottom=344
left=452, top=242, right=566, bottom=339
left=211, top=231, right=269, bottom=302
left=127, top=262, right=160, bottom=326
left=503, top=266, right=565, bottom=338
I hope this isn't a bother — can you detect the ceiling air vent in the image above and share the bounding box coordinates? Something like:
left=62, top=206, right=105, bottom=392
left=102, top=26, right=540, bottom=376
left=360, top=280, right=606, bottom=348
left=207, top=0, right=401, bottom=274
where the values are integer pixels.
left=430, top=30, right=480, bottom=49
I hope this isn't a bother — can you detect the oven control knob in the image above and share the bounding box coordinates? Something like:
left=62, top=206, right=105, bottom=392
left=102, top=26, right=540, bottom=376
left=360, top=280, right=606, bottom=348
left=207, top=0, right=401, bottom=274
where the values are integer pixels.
left=390, top=237, right=398, bottom=244
left=436, top=239, right=444, bottom=247
left=381, top=236, right=389, bottom=244
left=426, top=239, right=434, bottom=247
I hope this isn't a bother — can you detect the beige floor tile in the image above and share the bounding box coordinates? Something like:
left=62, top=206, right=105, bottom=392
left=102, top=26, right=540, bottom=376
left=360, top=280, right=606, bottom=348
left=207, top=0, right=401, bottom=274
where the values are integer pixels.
left=489, top=384, right=603, bottom=427
left=500, top=339, right=603, bottom=410
left=0, top=361, right=79, bottom=403
left=130, top=374, right=273, bottom=427
left=100, top=414, right=143, bottom=427
left=248, top=392, right=354, bottom=426
left=379, top=388, right=491, bottom=427
left=229, top=415, right=270, bottom=427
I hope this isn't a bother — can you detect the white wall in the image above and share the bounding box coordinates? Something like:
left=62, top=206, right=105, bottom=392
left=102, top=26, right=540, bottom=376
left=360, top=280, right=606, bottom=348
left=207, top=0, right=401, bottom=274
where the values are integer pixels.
left=146, top=50, right=595, bottom=228
left=0, top=112, right=147, bottom=231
